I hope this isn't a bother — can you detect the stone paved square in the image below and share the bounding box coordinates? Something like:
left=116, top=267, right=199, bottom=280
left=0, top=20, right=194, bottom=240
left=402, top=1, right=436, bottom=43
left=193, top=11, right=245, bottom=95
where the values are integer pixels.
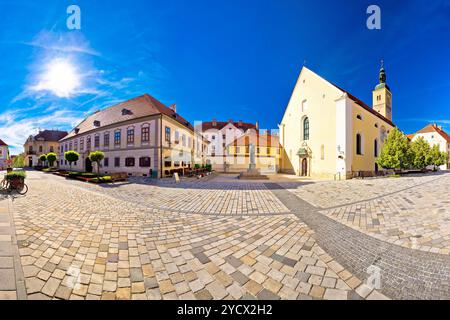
left=1, top=171, right=449, bottom=300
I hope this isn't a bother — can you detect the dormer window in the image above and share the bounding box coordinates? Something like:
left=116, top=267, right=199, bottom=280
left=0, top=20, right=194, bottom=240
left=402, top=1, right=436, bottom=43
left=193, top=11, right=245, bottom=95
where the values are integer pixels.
left=93, top=120, right=101, bottom=127
left=74, top=128, right=80, bottom=134
left=122, top=108, right=132, bottom=115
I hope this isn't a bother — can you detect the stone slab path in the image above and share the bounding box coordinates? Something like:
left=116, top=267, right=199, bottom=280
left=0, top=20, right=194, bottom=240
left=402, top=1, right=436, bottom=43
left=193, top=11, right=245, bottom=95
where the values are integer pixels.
left=266, top=183, right=450, bottom=300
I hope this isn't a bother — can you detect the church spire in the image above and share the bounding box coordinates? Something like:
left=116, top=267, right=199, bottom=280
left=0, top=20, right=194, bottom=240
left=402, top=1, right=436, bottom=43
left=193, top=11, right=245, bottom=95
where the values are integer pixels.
left=379, top=59, right=386, bottom=84
left=372, top=60, right=392, bottom=121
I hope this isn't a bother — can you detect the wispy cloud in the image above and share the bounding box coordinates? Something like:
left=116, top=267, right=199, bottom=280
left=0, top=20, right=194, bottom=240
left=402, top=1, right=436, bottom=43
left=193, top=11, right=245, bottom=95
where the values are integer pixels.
left=21, top=30, right=101, bottom=56
left=0, top=108, right=83, bottom=154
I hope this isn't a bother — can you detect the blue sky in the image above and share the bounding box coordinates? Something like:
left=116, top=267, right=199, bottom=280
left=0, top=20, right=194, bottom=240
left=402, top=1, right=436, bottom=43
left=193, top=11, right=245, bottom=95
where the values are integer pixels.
left=1, top=0, right=450, bottom=154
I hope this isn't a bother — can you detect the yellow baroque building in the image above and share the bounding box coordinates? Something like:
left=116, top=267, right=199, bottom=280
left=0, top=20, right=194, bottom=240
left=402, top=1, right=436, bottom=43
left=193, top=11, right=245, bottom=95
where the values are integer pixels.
left=279, top=65, right=395, bottom=180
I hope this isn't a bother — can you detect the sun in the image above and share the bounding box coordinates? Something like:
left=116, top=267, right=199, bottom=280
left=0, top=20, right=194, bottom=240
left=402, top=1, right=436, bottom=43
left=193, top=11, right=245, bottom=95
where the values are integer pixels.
left=35, top=59, right=81, bottom=97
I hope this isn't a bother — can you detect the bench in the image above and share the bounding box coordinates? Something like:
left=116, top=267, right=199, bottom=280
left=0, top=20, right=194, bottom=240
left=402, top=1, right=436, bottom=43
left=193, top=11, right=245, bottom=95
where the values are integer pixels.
left=110, top=172, right=129, bottom=182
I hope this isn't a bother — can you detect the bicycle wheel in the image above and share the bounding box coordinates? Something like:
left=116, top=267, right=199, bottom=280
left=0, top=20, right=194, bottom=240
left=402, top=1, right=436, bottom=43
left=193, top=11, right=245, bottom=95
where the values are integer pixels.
left=16, top=183, right=28, bottom=195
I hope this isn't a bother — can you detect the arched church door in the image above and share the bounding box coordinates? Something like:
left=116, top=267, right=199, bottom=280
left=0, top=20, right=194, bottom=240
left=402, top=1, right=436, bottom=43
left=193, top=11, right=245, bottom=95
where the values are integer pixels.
left=301, top=158, right=308, bottom=176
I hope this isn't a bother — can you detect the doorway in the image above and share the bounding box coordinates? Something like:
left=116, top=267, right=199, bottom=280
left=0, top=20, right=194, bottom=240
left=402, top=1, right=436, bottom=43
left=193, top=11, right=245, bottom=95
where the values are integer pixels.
left=301, top=158, right=308, bottom=176
left=85, top=157, right=93, bottom=173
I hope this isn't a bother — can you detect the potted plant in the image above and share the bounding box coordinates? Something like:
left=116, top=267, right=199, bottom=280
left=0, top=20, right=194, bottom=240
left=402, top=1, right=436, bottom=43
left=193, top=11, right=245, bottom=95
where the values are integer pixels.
left=5, top=170, right=28, bottom=194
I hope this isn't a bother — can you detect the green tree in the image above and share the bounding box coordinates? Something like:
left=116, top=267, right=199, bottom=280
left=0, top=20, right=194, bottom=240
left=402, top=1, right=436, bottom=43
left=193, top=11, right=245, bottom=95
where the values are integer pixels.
left=410, top=137, right=431, bottom=169
left=376, top=128, right=411, bottom=170
left=428, top=145, right=448, bottom=170
left=39, top=154, right=47, bottom=167
left=46, top=152, right=57, bottom=167
left=64, top=151, right=80, bottom=171
left=89, top=151, right=105, bottom=177
left=13, top=154, right=25, bottom=168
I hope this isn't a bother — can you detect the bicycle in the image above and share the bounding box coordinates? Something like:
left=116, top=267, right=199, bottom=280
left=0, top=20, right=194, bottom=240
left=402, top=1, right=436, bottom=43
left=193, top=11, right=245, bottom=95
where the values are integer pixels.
left=0, top=178, right=28, bottom=195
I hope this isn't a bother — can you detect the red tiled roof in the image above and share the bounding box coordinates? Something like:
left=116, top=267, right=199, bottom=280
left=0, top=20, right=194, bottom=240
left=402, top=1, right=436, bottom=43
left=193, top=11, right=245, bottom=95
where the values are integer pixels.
left=61, top=94, right=194, bottom=141
left=0, top=139, right=8, bottom=146
left=229, top=132, right=280, bottom=147
left=198, top=121, right=256, bottom=132
left=34, top=130, right=68, bottom=141
left=417, top=124, right=450, bottom=142
left=406, top=134, right=415, bottom=140
left=331, top=83, right=395, bottom=127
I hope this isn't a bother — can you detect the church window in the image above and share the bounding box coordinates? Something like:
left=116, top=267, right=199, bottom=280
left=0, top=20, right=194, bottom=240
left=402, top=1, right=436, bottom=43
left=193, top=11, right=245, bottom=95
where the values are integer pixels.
left=356, top=134, right=363, bottom=155
left=374, top=139, right=378, bottom=157
left=303, top=117, right=310, bottom=141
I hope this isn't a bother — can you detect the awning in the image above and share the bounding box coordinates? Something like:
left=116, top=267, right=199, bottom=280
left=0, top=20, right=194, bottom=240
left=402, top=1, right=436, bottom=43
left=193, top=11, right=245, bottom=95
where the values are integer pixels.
left=297, top=148, right=309, bottom=157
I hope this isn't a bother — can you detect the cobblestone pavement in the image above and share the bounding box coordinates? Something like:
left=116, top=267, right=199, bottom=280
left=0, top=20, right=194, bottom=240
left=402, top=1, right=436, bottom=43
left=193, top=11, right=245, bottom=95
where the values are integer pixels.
left=58, top=176, right=289, bottom=216
left=266, top=184, right=449, bottom=300
left=281, top=173, right=450, bottom=254
left=280, top=174, right=441, bottom=208
left=6, top=172, right=379, bottom=300
left=1, top=171, right=449, bottom=300
left=0, top=196, right=26, bottom=300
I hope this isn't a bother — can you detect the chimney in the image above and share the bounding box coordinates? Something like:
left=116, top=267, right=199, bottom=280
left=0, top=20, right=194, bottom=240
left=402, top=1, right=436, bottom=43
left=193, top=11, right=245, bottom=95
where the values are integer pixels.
left=433, top=123, right=437, bottom=128
left=228, top=119, right=233, bottom=123
left=212, top=119, right=217, bottom=127
left=238, top=120, right=243, bottom=127
left=169, top=104, right=177, bottom=113
left=255, top=121, right=259, bottom=130
left=438, top=125, right=443, bottom=130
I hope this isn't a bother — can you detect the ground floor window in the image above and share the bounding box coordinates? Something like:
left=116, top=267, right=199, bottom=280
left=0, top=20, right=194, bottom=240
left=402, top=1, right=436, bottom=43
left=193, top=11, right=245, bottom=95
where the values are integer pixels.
left=104, top=158, right=109, bottom=167
left=164, top=161, right=171, bottom=167
left=114, top=157, right=120, bottom=167
left=125, top=157, right=135, bottom=167
left=139, top=157, right=151, bottom=167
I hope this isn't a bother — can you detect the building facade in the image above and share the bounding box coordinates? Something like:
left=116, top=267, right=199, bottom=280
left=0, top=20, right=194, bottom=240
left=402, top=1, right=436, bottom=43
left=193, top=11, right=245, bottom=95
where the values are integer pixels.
left=198, top=119, right=257, bottom=172
left=409, top=124, right=450, bottom=170
left=279, top=65, right=395, bottom=179
left=227, top=132, right=281, bottom=174
left=0, top=139, right=10, bottom=170
left=24, top=130, right=68, bottom=167
left=59, top=94, right=208, bottom=178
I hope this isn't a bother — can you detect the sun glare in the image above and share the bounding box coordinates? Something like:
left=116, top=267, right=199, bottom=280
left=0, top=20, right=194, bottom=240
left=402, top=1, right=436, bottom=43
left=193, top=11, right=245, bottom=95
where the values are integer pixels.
left=35, top=59, right=81, bottom=97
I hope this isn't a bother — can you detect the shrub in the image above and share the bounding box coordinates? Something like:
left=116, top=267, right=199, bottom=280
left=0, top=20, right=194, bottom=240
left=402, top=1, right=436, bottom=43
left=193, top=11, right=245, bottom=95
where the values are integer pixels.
left=428, top=144, right=448, bottom=170
left=39, top=154, right=47, bottom=163
left=64, top=151, right=80, bottom=171
left=46, top=152, right=57, bottom=167
left=5, top=171, right=27, bottom=181
left=91, top=176, right=112, bottom=183
left=89, top=151, right=105, bottom=177
left=410, top=137, right=431, bottom=169
left=13, top=155, right=25, bottom=168
left=377, top=128, right=412, bottom=170
left=205, top=164, right=212, bottom=172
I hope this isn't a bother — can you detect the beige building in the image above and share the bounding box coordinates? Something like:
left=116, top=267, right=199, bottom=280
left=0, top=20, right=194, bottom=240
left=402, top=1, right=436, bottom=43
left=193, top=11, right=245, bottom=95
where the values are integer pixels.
left=227, top=131, right=281, bottom=174
left=59, top=94, right=209, bottom=178
left=24, top=130, right=68, bottom=167
left=0, top=139, right=10, bottom=170
left=279, top=65, right=395, bottom=179
left=198, top=119, right=257, bottom=171
left=408, top=124, right=450, bottom=170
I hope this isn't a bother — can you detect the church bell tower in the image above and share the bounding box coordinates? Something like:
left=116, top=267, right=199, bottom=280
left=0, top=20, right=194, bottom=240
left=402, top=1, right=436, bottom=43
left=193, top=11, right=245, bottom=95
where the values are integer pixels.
left=372, top=61, right=392, bottom=121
